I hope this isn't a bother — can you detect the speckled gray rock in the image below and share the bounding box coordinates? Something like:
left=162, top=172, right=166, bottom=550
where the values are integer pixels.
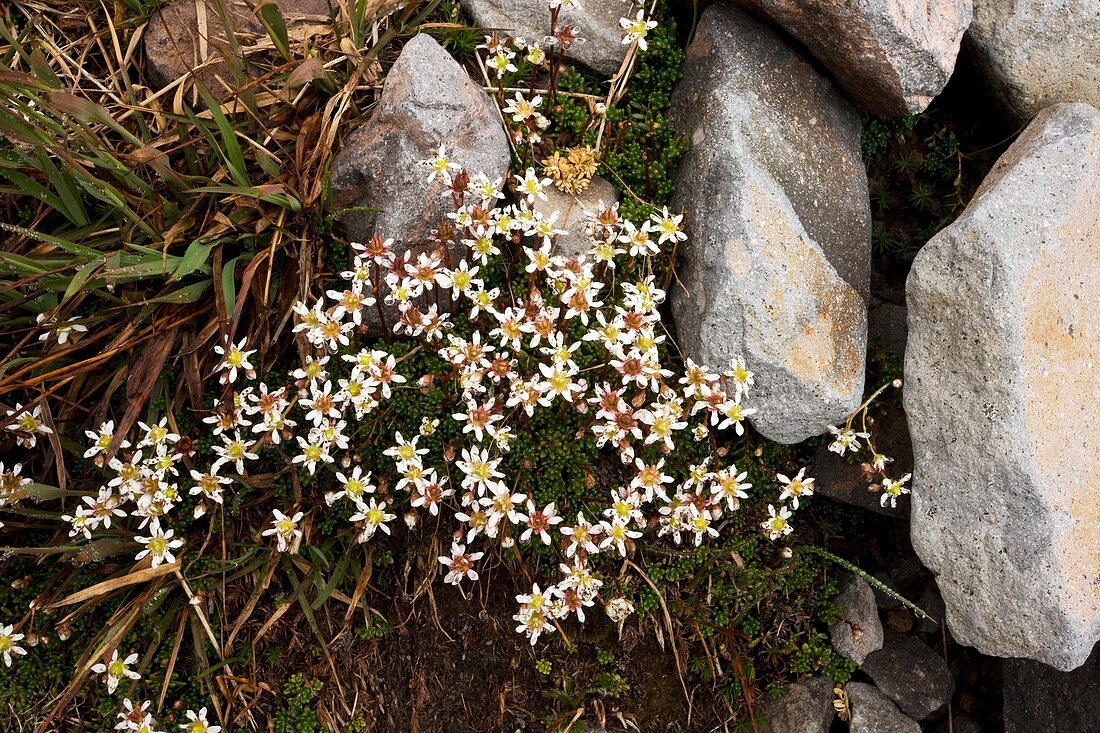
left=532, top=176, right=620, bottom=260
left=905, top=102, right=1100, bottom=671
left=460, top=0, right=631, bottom=76
left=144, top=0, right=331, bottom=98
left=847, top=682, right=921, bottom=733
left=1003, top=643, right=1100, bottom=733
left=330, top=34, right=510, bottom=247
left=731, top=0, right=971, bottom=116
left=829, top=576, right=885, bottom=664
left=968, top=0, right=1100, bottom=121
left=329, top=34, right=510, bottom=332
left=862, top=636, right=953, bottom=720
left=761, top=676, right=835, bottom=733
left=668, top=4, right=869, bottom=444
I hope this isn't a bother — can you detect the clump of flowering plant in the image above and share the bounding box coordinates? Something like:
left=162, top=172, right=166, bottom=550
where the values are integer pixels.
left=825, top=378, right=908, bottom=508
left=5, top=151, right=817, bottom=655
left=0, top=0, right=841, bottom=724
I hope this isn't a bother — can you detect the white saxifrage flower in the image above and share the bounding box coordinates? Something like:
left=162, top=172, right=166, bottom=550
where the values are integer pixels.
left=180, top=706, right=221, bottom=733
left=438, top=542, right=485, bottom=586
left=0, top=624, right=27, bottom=667
left=213, top=337, right=256, bottom=383
left=880, top=473, right=912, bottom=508
left=263, top=509, right=304, bottom=552
left=91, top=649, right=141, bottom=693
left=135, top=521, right=183, bottom=568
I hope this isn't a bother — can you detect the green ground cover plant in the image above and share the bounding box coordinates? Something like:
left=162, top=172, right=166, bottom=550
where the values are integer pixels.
left=0, top=1, right=911, bottom=730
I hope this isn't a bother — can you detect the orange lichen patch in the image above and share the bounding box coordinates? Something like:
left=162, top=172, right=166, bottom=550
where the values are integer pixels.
left=723, top=238, right=753, bottom=279
left=743, top=180, right=863, bottom=396
left=1021, top=139, right=1100, bottom=613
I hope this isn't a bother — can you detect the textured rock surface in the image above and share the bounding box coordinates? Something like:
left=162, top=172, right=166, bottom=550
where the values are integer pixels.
left=847, top=682, right=921, bottom=733
left=761, top=676, right=834, bottom=733
left=330, top=34, right=510, bottom=247
left=144, top=0, right=331, bottom=97
left=905, top=102, right=1100, bottom=671
left=862, top=635, right=953, bottom=720
left=533, top=176, right=620, bottom=260
left=732, top=0, right=971, bottom=116
left=829, top=576, right=885, bottom=664
left=968, top=0, right=1100, bottom=120
left=668, top=4, right=869, bottom=444
left=328, top=35, right=510, bottom=332
left=1003, top=643, right=1100, bottom=733
left=460, top=0, right=631, bottom=76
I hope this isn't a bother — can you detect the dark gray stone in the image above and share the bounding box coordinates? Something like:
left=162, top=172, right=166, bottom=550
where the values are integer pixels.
left=761, top=676, right=835, bottom=733
left=1004, top=643, right=1100, bottom=732
left=847, top=682, right=921, bottom=733
left=869, top=301, right=908, bottom=362
left=862, top=635, right=953, bottom=720
left=813, top=405, right=912, bottom=517
left=830, top=575, right=885, bottom=664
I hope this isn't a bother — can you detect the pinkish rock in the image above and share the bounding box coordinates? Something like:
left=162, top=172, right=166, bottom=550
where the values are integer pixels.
left=144, top=0, right=331, bottom=98
left=968, top=0, right=1100, bottom=121
left=732, top=0, right=971, bottom=116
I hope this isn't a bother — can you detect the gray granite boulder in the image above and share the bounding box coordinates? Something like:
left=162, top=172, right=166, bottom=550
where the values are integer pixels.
left=460, top=0, right=632, bottom=76
left=732, top=0, right=971, bottom=116
left=905, top=102, right=1100, bottom=671
left=668, top=4, right=870, bottom=444
left=330, top=34, right=510, bottom=248
left=328, top=34, right=510, bottom=332
left=829, top=576, right=885, bottom=664
left=862, top=635, right=953, bottom=720
left=968, top=0, right=1100, bottom=121
left=761, top=676, right=834, bottom=733
left=847, top=682, right=921, bottom=733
